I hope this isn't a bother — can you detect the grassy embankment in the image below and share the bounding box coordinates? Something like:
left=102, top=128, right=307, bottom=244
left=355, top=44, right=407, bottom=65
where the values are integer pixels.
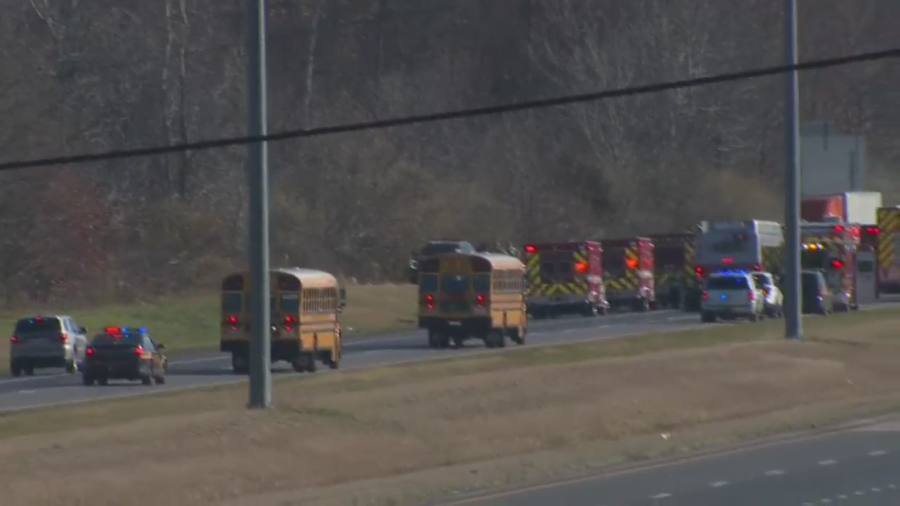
left=0, top=283, right=418, bottom=364
left=0, top=310, right=899, bottom=505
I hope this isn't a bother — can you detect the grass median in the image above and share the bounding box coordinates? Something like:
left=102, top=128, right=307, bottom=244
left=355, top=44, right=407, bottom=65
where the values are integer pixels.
left=0, top=309, right=898, bottom=505
left=0, top=283, right=417, bottom=368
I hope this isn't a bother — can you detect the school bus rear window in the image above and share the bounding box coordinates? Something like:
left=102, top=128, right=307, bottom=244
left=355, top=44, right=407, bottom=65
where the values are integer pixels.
left=280, top=293, right=300, bottom=313
left=221, top=293, right=242, bottom=314
left=441, top=275, right=469, bottom=294
left=419, top=274, right=438, bottom=293
left=473, top=275, right=490, bottom=293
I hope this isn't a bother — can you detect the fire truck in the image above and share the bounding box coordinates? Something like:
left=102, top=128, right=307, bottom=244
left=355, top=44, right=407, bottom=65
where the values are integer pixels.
left=647, top=232, right=694, bottom=309
left=598, top=237, right=655, bottom=312
left=800, top=222, right=861, bottom=311
left=693, top=220, right=784, bottom=282
left=877, top=206, right=900, bottom=293
left=523, top=241, right=608, bottom=318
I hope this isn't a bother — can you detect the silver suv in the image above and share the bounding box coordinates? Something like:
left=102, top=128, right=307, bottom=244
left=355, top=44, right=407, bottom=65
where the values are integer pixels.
left=701, top=272, right=765, bottom=323
left=9, top=315, right=88, bottom=376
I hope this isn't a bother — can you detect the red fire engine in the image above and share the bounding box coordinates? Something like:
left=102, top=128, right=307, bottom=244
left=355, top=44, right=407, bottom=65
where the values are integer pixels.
left=523, top=241, right=608, bottom=318
left=800, top=222, right=860, bottom=311
left=598, top=237, right=655, bottom=312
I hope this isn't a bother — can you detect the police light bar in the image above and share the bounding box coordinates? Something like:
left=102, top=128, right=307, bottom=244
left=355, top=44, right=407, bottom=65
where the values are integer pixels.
left=713, top=269, right=749, bottom=276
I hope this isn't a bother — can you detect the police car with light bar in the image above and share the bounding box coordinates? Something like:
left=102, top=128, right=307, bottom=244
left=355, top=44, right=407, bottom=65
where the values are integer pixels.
left=81, top=326, right=168, bottom=386
left=700, top=270, right=765, bottom=323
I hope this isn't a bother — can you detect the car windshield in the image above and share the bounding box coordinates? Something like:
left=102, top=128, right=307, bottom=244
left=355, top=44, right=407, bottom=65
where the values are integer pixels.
left=14, top=317, right=61, bottom=334
left=707, top=276, right=749, bottom=290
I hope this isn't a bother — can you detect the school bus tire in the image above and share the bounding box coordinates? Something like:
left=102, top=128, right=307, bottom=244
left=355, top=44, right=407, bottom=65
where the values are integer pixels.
left=292, top=353, right=316, bottom=373
left=510, top=326, right=525, bottom=345
left=328, top=345, right=341, bottom=370
left=231, top=353, right=249, bottom=375
left=428, top=330, right=450, bottom=349
left=485, top=330, right=506, bottom=349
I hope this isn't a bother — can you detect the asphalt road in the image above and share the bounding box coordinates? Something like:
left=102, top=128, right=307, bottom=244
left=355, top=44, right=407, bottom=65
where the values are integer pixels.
left=0, top=297, right=896, bottom=413
left=437, top=418, right=900, bottom=506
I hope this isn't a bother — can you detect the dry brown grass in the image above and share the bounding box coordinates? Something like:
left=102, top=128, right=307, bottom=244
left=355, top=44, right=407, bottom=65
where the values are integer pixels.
left=1, top=312, right=899, bottom=506
left=340, top=283, right=418, bottom=332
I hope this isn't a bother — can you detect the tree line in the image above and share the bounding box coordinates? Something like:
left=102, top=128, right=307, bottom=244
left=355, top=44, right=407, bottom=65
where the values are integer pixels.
left=0, top=0, right=898, bottom=307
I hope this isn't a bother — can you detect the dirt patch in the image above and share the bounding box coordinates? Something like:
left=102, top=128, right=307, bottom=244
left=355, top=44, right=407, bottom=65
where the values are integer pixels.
left=0, top=314, right=899, bottom=505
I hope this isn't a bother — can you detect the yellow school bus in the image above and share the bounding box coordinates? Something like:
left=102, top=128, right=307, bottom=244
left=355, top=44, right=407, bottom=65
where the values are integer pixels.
left=417, top=252, right=527, bottom=349
left=219, top=267, right=345, bottom=374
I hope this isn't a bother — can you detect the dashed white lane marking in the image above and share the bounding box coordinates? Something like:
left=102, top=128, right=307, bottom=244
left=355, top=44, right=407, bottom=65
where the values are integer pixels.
left=871, top=487, right=881, bottom=492
left=649, top=493, right=672, bottom=499
left=709, top=481, right=729, bottom=488
left=764, top=469, right=785, bottom=476
left=820, top=499, right=831, bottom=504
left=836, top=495, right=847, bottom=500
left=868, top=449, right=887, bottom=456
left=817, top=459, right=837, bottom=466
left=17, top=390, right=35, bottom=394
left=854, top=490, right=865, bottom=495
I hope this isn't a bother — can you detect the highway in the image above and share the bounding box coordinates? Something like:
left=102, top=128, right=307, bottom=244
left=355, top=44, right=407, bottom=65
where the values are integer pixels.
left=0, top=308, right=704, bottom=412
left=0, top=298, right=896, bottom=413
left=437, top=417, right=900, bottom=506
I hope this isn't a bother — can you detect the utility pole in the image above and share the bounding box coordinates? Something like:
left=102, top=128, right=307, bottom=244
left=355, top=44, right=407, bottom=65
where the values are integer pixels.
left=246, top=0, right=272, bottom=407
left=784, top=0, right=802, bottom=340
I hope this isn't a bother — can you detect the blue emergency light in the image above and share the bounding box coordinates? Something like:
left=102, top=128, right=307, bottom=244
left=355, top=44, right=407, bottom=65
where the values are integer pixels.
left=713, top=269, right=749, bottom=276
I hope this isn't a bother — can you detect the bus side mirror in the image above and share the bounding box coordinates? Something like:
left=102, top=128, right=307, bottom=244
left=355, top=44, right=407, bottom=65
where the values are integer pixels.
left=339, top=288, right=347, bottom=310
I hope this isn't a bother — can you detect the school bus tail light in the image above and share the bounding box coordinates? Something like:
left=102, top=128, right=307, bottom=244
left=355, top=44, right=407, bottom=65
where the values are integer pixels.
left=574, top=262, right=588, bottom=273
left=225, top=315, right=239, bottom=331
left=476, top=294, right=485, bottom=306
left=425, top=294, right=435, bottom=310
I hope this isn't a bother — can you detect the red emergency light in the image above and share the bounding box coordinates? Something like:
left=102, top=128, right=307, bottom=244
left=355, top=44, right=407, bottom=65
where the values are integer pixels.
left=626, top=259, right=638, bottom=269
left=524, top=245, right=537, bottom=253
left=831, top=259, right=844, bottom=269
left=866, top=227, right=880, bottom=235
left=721, top=257, right=734, bottom=264
left=833, top=225, right=844, bottom=232
left=574, top=262, right=588, bottom=273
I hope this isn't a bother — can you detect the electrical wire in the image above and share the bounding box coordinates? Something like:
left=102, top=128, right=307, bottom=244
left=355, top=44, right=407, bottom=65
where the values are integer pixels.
left=1, top=47, right=898, bottom=172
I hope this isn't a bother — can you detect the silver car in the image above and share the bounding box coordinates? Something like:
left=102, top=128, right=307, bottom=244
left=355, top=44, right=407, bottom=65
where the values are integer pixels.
left=9, top=315, right=88, bottom=376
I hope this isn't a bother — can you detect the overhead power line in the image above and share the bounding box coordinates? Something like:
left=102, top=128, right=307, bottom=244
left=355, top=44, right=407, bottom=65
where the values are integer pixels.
left=1, top=47, right=898, bottom=172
